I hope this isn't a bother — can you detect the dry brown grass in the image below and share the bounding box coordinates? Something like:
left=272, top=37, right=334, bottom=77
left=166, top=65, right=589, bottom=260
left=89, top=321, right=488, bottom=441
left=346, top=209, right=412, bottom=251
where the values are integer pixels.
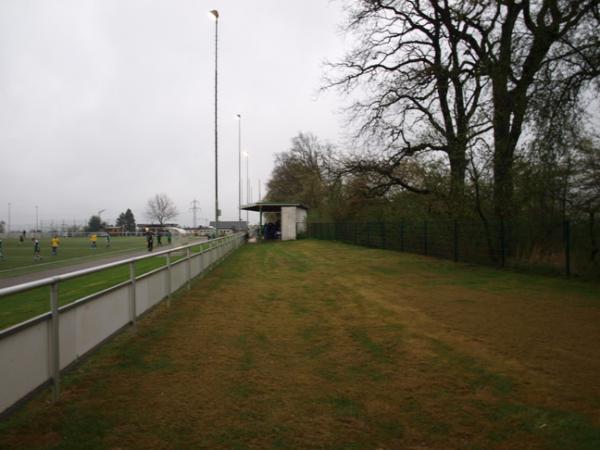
left=0, top=240, right=599, bottom=450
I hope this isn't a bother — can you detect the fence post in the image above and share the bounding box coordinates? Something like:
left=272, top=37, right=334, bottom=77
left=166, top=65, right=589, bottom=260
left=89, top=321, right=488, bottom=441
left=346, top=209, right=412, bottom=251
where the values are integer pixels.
left=423, top=220, right=428, bottom=255
left=453, top=220, right=459, bottom=262
left=166, top=252, right=172, bottom=306
left=400, top=221, right=404, bottom=252
left=381, top=222, right=386, bottom=249
left=129, top=262, right=137, bottom=327
left=50, top=281, right=60, bottom=402
left=186, top=247, right=192, bottom=290
left=500, top=220, right=506, bottom=267
left=564, top=219, right=571, bottom=277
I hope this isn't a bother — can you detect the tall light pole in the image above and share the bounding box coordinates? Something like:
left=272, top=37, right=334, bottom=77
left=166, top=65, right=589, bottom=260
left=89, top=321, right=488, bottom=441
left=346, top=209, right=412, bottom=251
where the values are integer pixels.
left=236, top=114, right=242, bottom=222
left=243, top=151, right=249, bottom=223
left=208, top=9, right=220, bottom=235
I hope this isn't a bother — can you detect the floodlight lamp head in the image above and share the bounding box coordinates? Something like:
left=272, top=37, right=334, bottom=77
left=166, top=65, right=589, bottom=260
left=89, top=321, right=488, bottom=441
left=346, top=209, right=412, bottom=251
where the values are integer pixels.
left=243, top=151, right=249, bottom=157
left=208, top=9, right=219, bottom=20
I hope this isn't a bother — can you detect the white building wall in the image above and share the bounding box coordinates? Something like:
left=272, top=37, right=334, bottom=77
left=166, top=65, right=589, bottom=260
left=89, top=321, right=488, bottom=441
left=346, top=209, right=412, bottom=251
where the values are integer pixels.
left=296, top=208, right=307, bottom=234
left=281, top=207, right=297, bottom=241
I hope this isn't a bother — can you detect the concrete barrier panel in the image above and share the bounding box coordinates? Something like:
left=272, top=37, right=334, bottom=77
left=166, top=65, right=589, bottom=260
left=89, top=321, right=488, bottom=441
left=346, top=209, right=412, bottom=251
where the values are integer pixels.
left=0, top=320, right=50, bottom=414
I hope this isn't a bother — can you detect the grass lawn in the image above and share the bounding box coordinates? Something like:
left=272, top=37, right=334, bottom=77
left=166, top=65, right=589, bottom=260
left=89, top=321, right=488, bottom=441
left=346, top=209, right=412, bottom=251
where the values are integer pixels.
left=0, top=240, right=598, bottom=449
left=0, top=236, right=148, bottom=279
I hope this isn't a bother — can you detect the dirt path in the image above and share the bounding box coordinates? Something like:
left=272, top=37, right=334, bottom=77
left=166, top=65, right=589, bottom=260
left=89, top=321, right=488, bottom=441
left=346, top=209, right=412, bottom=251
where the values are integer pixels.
left=1, top=240, right=598, bottom=449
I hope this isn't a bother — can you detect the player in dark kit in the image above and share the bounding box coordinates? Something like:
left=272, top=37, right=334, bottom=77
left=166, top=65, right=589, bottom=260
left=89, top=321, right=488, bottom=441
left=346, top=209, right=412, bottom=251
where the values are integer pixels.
left=32, top=238, right=41, bottom=261
left=146, top=230, right=154, bottom=252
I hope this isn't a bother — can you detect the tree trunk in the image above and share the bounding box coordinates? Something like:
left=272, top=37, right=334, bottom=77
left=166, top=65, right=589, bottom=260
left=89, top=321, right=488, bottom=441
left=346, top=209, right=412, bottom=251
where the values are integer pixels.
left=448, top=145, right=467, bottom=217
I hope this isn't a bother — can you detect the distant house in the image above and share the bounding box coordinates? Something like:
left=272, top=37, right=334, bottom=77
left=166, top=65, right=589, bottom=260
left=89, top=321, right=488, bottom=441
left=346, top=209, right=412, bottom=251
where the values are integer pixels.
left=136, top=223, right=179, bottom=232
left=184, top=226, right=214, bottom=237
left=209, top=221, right=248, bottom=236
left=103, top=226, right=123, bottom=235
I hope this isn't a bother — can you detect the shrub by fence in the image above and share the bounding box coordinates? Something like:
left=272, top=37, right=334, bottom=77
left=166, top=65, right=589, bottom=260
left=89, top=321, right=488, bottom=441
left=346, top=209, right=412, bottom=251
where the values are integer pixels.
left=307, top=220, right=599, bottom=278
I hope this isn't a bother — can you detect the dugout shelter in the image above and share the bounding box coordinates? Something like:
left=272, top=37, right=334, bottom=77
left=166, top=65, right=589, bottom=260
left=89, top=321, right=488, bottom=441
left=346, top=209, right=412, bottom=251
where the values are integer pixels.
left=241, top=202, right=308, bottom=241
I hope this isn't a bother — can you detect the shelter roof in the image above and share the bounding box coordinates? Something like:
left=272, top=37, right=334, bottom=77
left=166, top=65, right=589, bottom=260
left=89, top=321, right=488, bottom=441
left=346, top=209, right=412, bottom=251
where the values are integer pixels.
left=240, top=202, right=308, bottom=213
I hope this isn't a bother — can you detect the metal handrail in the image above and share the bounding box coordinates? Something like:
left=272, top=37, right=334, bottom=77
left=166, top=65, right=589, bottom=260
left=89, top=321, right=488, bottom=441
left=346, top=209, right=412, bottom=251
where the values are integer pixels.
left=0, top=232, right=245, bottom=409
left=0, top=234, right=237, bottom=298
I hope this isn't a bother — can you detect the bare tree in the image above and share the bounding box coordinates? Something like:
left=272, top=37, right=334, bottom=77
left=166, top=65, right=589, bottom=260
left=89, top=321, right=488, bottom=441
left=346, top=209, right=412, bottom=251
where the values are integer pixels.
left=326, top=0, right=491, bottom=213
left=266, top=133, right=336, bottom=215
left=329, top=0, right=600, bottom=220
left=145, top=194, right=178, bottom=226
left=452, top=0, right=600, bottom=219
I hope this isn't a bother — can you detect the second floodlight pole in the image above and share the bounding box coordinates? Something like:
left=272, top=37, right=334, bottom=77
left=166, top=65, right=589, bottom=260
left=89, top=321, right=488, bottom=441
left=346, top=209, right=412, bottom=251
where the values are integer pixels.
left=237, top=114, right=242, bottom=222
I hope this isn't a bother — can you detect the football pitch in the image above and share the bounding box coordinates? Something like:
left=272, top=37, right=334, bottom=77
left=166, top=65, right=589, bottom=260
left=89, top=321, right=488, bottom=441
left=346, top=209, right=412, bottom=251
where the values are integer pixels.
left=0, top=236, right=148, bottom=279
left=1, top=240, right=598, bottom=449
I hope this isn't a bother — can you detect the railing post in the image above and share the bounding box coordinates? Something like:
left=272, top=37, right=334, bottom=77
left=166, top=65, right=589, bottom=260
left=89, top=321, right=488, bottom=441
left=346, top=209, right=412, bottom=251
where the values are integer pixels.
left=186, top=248, right=191, bottom=290
left=50, top=281, right=60, bottom=402
left=129, top=261, right=137, bottom=327
left=166, top=252, right=172, bottom=306
left=453, top=220, right=459, bottom=262
left=564, top=219, right=571, bottom=277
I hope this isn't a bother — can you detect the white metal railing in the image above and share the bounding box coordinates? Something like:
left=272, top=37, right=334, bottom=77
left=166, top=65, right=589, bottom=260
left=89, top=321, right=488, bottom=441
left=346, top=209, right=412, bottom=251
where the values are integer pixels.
left=0, top=233, right=245, bottom=416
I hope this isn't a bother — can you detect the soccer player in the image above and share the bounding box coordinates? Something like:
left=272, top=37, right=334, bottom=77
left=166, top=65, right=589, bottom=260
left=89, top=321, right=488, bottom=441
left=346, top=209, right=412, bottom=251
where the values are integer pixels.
left=146, top=230, right=154, bottom=252
left=51, top=235, right=60, bottom=256
left=32, top=238, right=41, bottom=261
left=90, top=234, right=97, bottom=249
left=105, top=233, right=111, bottom=248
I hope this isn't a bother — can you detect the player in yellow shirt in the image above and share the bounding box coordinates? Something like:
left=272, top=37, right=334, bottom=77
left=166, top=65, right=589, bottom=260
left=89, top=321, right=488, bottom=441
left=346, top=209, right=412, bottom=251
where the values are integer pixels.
left=51, top=235, right=60, bottom=256
left=90, top=234, right=97, bottom=249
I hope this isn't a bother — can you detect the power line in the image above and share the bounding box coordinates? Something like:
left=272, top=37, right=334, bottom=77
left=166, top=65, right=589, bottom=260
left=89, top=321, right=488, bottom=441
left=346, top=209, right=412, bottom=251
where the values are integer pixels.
left=190, top=199, right=201, bottom=228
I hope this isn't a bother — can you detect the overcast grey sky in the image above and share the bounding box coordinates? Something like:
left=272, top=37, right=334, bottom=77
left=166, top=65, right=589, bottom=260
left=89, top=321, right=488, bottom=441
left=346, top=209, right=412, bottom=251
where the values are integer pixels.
left=0, top=0, right=348, bottom=229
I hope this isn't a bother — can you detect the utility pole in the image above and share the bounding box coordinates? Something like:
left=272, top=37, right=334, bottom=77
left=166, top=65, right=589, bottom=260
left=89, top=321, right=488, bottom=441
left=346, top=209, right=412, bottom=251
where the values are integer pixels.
left=190, top=200, right=201, bottom=228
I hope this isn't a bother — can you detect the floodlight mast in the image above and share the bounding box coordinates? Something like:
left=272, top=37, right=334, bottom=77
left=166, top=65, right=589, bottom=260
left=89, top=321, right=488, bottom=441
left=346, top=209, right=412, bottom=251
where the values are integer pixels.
left=237, top=114, right=242, bottom=222
left=209, top=9, right=219, bottom=235
left=243, top=151, right=249, bottom=223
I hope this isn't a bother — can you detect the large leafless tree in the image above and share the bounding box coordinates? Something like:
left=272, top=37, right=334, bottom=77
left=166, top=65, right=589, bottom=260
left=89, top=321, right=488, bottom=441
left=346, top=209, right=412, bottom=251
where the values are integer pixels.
left=453, top=0, right=600, bottom=219
left=327, top=0, right=491, bottom=213
left=329, top=0, right=600, bottom=219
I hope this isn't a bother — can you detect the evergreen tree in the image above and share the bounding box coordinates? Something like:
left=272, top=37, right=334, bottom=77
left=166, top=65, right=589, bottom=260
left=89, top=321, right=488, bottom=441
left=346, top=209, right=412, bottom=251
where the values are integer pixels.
left=124, top=209, right=136, bottom=232
left=86, top=215, right=106, bottom=232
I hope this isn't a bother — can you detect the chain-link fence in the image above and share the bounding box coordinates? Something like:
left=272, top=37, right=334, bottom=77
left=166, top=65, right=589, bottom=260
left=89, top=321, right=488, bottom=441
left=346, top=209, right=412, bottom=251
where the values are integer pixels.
left=307, top=219, right=600, bottom=278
